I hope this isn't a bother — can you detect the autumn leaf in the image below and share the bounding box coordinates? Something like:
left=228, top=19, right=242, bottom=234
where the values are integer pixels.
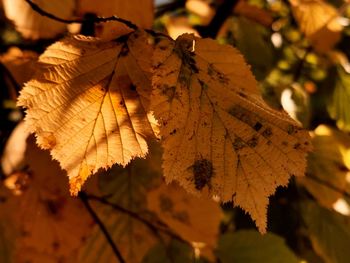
left=151, top=34, right=311, bottom=233
left=17, top=30, right=158, bottom=195
left=0, top=124, right=94, bottom=262
left=290, top=0, right=343, bottom=52
left=2, top=0, right=75, bottom=39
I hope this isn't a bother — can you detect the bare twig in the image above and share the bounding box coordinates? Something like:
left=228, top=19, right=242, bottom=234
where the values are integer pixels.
left=24, top=0, right=138, bottom=30
left=79, top=192, right=126, bottom=263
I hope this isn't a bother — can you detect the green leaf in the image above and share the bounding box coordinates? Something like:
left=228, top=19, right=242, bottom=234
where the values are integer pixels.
left=301, top=201, right=350, bottom=263
left=216, top=230, right=299, bottom=263
left=327, top=68, right=350, bottom=132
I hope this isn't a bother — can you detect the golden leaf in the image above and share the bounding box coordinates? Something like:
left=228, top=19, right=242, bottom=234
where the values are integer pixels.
left=18, top=30, right=158, bottom=195
left=2, top=0, right=75, bottom=40
left=151, top=34, right=311, bottom=233
left=290, top=0, right=343, bottom=52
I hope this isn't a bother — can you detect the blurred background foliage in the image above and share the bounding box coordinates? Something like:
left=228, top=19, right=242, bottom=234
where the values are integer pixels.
left=1, top=0, right=350, bottom=262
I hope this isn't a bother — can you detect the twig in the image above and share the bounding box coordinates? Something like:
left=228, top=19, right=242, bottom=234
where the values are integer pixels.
left=196, top=0, right=240, bottom=38
left=86, top=193, right=187, bottom=244
left=79, top=192, right=126, bottom=263
left=24, top=0, right=138, bottom=30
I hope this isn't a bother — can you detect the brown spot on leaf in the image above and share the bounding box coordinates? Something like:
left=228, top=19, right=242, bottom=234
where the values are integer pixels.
left=247, top=136, right=259, bottom=147
left=262, top=127, right=272, bottom=138
left=293, top=143, right=301, bottom=149
left=253, top=122, right=263, bottom=131
left=193, top=158, right=213, bottom=190
left=233, top=137, right=245, bottom=150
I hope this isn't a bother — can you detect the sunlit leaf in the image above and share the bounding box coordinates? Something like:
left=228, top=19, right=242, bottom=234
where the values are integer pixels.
left=151, top=33, right=311, bottom=233
left=17, top=30, right=158, bottom=195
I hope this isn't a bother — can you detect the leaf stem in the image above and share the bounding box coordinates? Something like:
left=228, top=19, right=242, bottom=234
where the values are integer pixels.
left=79, top=192, right=126, bottom=263
left=24, top=0, right=138, bottom=30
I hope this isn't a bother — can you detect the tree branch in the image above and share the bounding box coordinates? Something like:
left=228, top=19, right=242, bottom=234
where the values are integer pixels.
left=24, top=0, right=138, bottom=30
left=79, top=192, right=126, bottom=263
left=196, top=0, right=240, bottom=38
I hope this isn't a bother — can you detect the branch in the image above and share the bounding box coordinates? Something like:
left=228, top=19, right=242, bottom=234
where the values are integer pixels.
left=86, top=193, right=187, bottom=244
left=24, top=0, right=138, bottom=30
left=79, top=192, right=126, bottom=263
left=196, top=0, right=240, bottom=38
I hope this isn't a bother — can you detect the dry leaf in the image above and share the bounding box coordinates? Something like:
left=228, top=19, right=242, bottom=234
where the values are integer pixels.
left=2, top=0, right=75, bottom=40
left=147, top=181, right=222, bottom=258
left=290, top=0, right=343, bottom=52
left=151, top=34, right=311, bottom=233
left=0, top=124, right=94, bottom=262
left=18, top=30, right=158, bottom=195
left=76, top=0, right=154, bottom=39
